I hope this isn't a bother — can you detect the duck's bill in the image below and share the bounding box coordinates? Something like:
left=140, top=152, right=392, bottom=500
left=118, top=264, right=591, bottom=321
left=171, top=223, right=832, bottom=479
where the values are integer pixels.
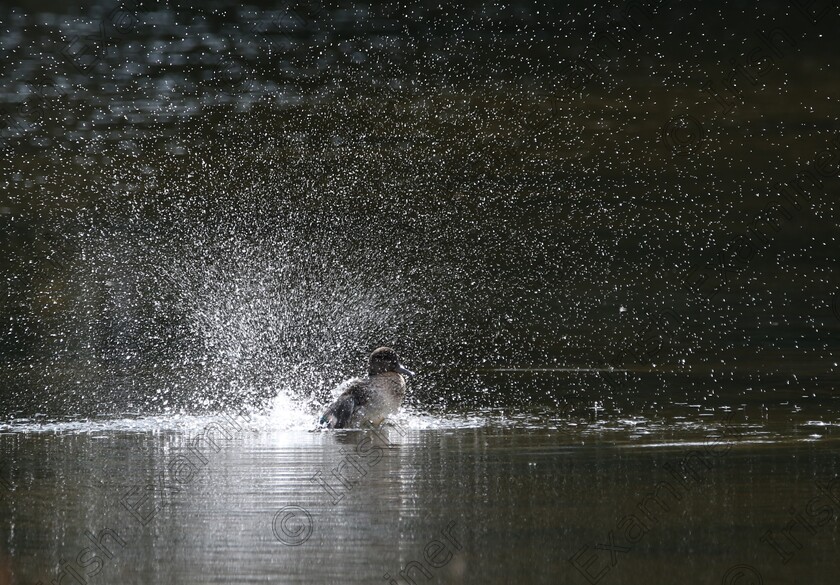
left=396, top=364, right=415, bottom=376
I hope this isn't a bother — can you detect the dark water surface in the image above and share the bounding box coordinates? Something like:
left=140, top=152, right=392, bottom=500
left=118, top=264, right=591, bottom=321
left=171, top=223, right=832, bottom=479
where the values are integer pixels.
left=2, top=0, right=839, bottom=416
left=2, top=1, right=840, bottom=583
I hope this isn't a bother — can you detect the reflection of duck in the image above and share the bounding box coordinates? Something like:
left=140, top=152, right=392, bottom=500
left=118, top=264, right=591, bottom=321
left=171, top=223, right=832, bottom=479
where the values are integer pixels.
left=320, top=347, right=414, bottom=429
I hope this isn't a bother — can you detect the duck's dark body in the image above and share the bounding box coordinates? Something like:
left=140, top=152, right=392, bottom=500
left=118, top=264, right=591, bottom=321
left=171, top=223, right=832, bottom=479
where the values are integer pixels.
left=320, top=348, right=413, bottom=429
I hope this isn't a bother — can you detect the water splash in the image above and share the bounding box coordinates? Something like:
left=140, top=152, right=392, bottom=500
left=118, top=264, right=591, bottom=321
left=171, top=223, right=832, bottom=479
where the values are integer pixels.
left=30, top=214, right=416, bottom=416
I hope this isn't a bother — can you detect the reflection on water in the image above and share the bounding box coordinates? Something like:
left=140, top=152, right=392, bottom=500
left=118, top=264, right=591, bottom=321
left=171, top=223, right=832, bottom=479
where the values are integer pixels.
left=1, top=406, right=839, bottom=584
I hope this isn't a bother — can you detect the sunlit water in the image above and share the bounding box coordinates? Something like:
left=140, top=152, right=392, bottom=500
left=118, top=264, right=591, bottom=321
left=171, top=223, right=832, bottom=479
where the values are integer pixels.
left=2, top=395, right=840, bottom=584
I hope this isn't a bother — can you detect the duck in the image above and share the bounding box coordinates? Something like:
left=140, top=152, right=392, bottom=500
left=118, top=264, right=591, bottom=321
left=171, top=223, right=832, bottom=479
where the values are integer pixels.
left=320, top=347, right=414, bottom=429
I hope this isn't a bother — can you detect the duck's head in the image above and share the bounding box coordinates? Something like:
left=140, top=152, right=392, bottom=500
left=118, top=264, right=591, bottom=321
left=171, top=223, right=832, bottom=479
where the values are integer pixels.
left=368, top=347, right=414, bottom=377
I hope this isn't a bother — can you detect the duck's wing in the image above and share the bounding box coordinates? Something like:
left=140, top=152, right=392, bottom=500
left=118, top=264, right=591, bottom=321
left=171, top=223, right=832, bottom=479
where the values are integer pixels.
left=320, top=378, right=368, bottom=429
left=320, top=394, right=355, bottom=429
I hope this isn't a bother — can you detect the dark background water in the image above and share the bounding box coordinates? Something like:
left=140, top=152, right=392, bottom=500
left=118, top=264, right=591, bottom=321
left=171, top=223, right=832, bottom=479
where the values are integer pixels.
left=2, top=1, right=840, bottom=584
left=1, top=0, right=838, bottom=419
